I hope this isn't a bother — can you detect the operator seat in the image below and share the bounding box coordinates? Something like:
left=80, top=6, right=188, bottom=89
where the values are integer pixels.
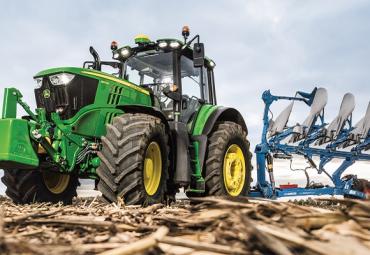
left=316, top=93, right=355, bottom=145
left=268, top=102, right=294, bottom=137
left=289, top=88, right=328, bottom=143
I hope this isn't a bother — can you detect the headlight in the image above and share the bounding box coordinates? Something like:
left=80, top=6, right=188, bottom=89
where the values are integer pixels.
left=34, top=77, right=43, bottom=88
left=49, top=73, right=75, bottom=86
left=120, top=47, right=131, bottom=58
left=169, top=41, right=180, bottom=49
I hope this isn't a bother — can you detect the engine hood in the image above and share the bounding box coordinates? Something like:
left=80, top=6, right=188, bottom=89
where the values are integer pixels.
left=34, top=67, right=149, bottom=96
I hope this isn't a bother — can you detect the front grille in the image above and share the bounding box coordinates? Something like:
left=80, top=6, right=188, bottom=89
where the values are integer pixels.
left=35, top=74, right=99, bottom=120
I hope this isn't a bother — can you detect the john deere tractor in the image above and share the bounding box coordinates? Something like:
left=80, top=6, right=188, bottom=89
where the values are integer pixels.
left=0, top=27, right=252, bottom=205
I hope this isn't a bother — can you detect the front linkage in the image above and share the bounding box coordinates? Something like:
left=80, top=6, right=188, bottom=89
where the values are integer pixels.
left=1, top=87, right=100, bottom=178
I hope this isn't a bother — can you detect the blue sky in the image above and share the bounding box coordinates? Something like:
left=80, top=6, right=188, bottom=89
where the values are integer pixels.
left=0, top=0, right=370, bottom=147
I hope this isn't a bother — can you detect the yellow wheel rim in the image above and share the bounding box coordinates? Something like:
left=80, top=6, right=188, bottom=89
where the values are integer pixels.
left=223, top=144, right=246, bottom=196
left=42, top=172, right=70, bottom=194
left=144, top=141, right=162, bottom=196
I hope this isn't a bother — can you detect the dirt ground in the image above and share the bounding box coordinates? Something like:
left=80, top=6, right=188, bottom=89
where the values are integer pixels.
left=0, top=196, right=369, bottom=255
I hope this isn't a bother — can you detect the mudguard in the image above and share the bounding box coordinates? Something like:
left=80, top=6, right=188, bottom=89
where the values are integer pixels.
left=192, top=105, right=248, bottom=172
left=116, top=104, right=170, bottom=132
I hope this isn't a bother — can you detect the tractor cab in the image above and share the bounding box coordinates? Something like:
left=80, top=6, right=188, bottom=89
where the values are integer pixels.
left=87, top=27, right=217, bottom=124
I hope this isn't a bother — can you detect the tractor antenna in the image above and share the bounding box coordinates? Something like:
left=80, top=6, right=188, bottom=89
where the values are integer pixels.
left=182, top=26, right=190, bottom=43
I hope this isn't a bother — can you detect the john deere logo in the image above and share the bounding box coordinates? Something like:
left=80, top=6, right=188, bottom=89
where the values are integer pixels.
left=43, top=89, right=51, bottom=99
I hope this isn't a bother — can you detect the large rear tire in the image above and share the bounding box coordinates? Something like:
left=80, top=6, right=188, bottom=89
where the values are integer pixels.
left=1, top=169, right=79, bottom=204
left=204, top=121, right=252, bottom=197
left=97, top=113, right=170, bottom=205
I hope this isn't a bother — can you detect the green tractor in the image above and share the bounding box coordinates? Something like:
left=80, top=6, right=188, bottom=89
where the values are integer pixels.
left=0, top=27, right=252, bottom=205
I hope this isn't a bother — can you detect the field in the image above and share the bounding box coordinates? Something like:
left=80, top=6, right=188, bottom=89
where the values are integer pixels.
left=0, top=196, right=369, bottom=255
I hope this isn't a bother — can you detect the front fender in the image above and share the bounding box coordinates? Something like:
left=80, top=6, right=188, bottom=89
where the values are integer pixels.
left=116, top=104, right=170, bottom=132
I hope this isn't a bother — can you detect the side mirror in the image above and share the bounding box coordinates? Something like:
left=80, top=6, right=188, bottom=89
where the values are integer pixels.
left=193, top=43, right=205, bottom=67
left=163, top=86, right=181, bottom=102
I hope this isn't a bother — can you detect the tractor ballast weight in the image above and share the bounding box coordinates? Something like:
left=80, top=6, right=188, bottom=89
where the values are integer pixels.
left=251, top=88, right=370, bottom=199
left=0, top=29, right=253, bottom=205
left=0, top=88, right=39, bottom=169
left=0, top=118, right=39, bottom=169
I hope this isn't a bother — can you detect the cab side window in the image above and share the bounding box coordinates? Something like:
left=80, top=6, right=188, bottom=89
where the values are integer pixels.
left=180, top=56, right=208, bottom=101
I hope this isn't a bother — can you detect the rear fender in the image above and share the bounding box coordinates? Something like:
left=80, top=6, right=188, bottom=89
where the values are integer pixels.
left=192, top=106, right=248, bottom=172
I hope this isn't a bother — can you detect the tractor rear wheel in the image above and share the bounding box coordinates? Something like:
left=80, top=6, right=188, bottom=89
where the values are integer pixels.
left=1, top=169, right=79, bottom=204
left=205, top=121, right=252, bottom=197
left=97, top=113, right=170, bottom=205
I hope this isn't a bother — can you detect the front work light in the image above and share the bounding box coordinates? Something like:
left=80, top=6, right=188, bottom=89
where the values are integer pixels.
left=113, top=52, right=120, bottom=59
left=169, top=41, right=180, bottom=49
left=49, top=73, right=75, bottom=86
left=35, top=77, right=43, bottom=88
left=209, top=61, right=216, bottom=69
left=120, top=47, right=131, bottom=57
left=158, top=41, right=168, bottom=48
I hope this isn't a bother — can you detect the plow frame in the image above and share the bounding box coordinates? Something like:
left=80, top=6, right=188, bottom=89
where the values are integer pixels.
left=250, top=89, right=370, bottom=199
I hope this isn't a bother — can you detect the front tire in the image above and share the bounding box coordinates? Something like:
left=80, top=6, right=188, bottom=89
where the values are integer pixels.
left=1, top=169, right=79, bottom=204
left=97, top=113, right=170, bottom=205
left=205, top=121, right=252, bottom=197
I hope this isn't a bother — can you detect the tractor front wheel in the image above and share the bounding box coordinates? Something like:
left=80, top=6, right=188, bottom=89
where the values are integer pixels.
left=97, top=113, right=170, bottom=205
left=1, top=169, right=79, bottom=204
left=205, top=121, right=252, bottom=197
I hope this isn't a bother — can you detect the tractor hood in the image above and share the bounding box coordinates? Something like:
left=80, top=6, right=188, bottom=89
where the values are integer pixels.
left=34, top=67, right=87, bottom=78
left=34, top=67, right=149, bottom=96
left=33, top=67, right=150, bottom=120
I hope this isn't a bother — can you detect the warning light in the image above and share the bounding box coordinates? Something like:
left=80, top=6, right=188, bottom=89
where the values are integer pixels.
left=111, top=41, right=118, bottom=51
left=182, top=26, right=190, bottom=38
left=134, top=34, right=151, bottom=44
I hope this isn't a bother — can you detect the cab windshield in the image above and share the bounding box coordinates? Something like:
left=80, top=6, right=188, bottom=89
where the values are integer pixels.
left=123, top=50, right=207, bottom=104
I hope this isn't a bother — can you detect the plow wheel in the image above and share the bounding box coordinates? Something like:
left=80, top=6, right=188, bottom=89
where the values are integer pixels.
left=1, top=169, right=79, bottom=204
left=205, top=121, right=252, bottom=197
left=97, top=113, right=170, bottom=205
